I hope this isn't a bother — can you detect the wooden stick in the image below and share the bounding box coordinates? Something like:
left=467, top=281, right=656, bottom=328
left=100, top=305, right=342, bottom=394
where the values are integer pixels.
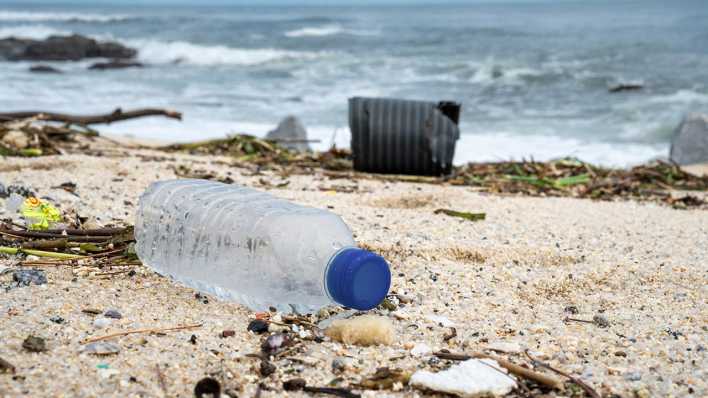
left=525, top=351, right=599, bottom=398
left=42, top=227, right=128, bottom=236
left=0, top=108, right=182, bottom=125
left=80, top=323, right=203, bottom=344
left=0, top=228, right=110, bottom=243
left=433, top=351, right=564, bottom=390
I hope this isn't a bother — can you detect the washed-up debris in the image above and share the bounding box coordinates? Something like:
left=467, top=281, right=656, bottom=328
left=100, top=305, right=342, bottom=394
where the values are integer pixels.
left=410, top=358, right=517, bottom=397
left=487, top=341, right=523, bottom=354
left=355, top=367, right=411, bottom=390
left=22, top=335, right=47, bottom=352
left=12, top=269, right=47, bottom=286
left=220, top=330, right=235, bottom=338
left=82, top=308, right=103, bottom=315
left=104, top=309, right=122, bottom=319
left=83, top=342, right=120, bottom=355
left=434, top=209, right=486, bottom=222
left=0, top=356, right=15, bottom=374
left=283, top=378, right=361, bottom=398
left=325, top=315, right=395, bottom=346
left=194, top=377, right=221, bottom=398
left=247, top=319, right=269, bottom=334
left=452, top=159, right=708, bottom=209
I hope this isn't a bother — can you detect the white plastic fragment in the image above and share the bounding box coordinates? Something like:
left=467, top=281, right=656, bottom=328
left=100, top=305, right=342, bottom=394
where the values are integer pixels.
left=93, top=317, right=112, bottom=329
left=410, top=358, right=517, bottom=397
left=410, top=343, right=432, bottom=357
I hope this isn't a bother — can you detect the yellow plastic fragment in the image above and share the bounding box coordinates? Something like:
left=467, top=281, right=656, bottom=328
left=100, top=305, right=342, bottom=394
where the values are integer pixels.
left=20, top=197, right=62, bottom=230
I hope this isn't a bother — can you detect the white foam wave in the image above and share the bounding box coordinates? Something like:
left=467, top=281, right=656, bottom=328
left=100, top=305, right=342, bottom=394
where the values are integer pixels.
left=0, top=10, right=130, bottom=22
left=0, top=25, right=69, bottom=39
left=648, top=89, right=708, bottom=104
left=284, top=24, right=376, bottom=38
left=285, top=24, right=344, bottom=38
left=129, top=39, right=323, bottom=66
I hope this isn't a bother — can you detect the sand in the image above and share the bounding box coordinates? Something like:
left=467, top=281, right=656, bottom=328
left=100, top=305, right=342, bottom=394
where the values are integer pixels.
left=1, top=148, right=706, bottom=397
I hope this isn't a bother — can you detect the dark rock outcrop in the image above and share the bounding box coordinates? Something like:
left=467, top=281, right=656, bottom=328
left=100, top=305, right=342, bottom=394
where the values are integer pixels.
left=670, top=113, right=708, bottom=165
left=29, top=64, right=62, bottom=73
left=609, top=83, right=643, bottom=93
left=88, top=60, right=143, bottom=70
left=266, top=116, right=311, bottom=152
left=0, top=34, right=136, bottom=61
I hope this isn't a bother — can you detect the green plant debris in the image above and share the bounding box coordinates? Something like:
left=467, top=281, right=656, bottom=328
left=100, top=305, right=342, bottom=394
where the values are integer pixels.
left=0, top=246, right=86, bottom=259
left=434, top=209, right=486, bottom=222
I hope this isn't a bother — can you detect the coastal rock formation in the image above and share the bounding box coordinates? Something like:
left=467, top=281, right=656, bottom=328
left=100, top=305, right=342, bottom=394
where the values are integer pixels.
left=29, top=65, right=62, bottom=73
left=670, top=113, right=708, bottom=165
left=266, top=115, right=311, bottom=152
left=88, top=60, right=144, bottom=70
left=0, top=34, right=136, bottom=61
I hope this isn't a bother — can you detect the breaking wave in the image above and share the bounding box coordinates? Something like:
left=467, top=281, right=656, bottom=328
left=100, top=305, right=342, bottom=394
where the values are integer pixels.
left=0, top=25, right=69, bottom=39
left=129, top=39, right=325, bottom=66
left=0, top=10, right=132, bottom=23
left=285, top=24, right=344, bottom=38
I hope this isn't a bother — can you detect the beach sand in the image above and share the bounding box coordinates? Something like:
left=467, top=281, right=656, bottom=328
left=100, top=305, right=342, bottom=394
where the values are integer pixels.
left=1, top=148, right=706, bottom=397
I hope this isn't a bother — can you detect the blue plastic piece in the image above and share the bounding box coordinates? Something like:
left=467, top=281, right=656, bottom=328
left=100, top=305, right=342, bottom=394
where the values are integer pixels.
left=325, top=248, right=391, bottom=310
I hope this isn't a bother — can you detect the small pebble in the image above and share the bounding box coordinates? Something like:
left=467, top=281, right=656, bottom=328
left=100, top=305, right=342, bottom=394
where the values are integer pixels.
left=93, top=317, right=112, bottom=329
left=625, top=371, right=642, bottom=381
left=379, top=298, right=397, bottom=311
left=22, top=335, right=47, bottom=352
left=260, top=360, right=276, bottom=377
left=614, top=351, right=627, bottom=357
left=261, top=333, right=290, bottom=354
left=247, top=319, right=269, bottom=334
left=13, top=269, right=47, bottom=286
left=49, top=315, right=64, bottom=324
left=564, top=305, right=579, bottom=314
left=83, top=342, right=120, bottom=355
left=593, top=314, right=610, bottom=328
left=103, top=309, right=122, bottom=319
left=189, top=334, right=198, bottom=345
left=221, top=330, right=236, bottom=338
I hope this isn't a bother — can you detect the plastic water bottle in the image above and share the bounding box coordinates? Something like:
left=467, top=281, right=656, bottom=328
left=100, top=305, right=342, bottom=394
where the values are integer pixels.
left=134, top=179, right=391, bottom=313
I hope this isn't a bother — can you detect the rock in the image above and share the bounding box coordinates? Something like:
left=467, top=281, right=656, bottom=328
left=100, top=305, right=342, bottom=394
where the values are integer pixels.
left=261, top=333, right=291, bottom=354
left=670, top=113, right=708, bottom=165
left=260, top=360, right=276, bottom=377
left=93, top=317, right=112, bottom=329
left=103, top=309, right=122, bottom=319
left=0, top=34, right=136, bottom=61
left=247, top=319, right=269, bottom=334
left=13, top=269, right=47, bottom=286
left=49, top=315, right=65, bottom=324
left=29, top=64, right=61, bottom=73
left=426, top=314, right=455, bottom=328
left=1, top=130, right=30, bottom=149
left=609, top=83, right=643, bottom=93
left=83, top=342, right=120, bottom=355
left=265, top=116, right=310, bottom=152
left=22, top=335, right=47, bottom=352
left=593, top=314, right=610, bottom=328
left=88, top=60, right=143, bottom=70
left=221, top=330, right=235, bottom=338
left=410, top=358, right=517, bottom=397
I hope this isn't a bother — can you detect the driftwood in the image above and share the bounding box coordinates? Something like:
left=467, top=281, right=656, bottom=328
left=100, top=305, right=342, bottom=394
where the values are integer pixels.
left=0, top=108, right=181, bottom=125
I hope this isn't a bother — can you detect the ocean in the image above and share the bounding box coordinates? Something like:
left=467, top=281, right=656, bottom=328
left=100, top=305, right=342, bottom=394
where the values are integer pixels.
left=1, top=1, right=707, bottom=166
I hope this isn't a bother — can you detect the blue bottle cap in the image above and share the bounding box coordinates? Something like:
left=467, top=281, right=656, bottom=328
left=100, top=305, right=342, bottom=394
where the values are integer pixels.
left=325, top=247, right=391, bottom=310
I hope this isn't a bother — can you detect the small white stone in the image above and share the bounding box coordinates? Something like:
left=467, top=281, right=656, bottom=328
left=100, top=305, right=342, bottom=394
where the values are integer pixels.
left=93, top=317, right=112, bottom=329
left=426, top=314, right=455, bottom=327
left=411, top=358, right=517, bottom=397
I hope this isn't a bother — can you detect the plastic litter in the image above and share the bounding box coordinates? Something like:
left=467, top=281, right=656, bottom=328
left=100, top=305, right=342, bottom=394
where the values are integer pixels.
left=135, top=179, right=391, bottom=313
left=410, top=358, right=517, bottom=397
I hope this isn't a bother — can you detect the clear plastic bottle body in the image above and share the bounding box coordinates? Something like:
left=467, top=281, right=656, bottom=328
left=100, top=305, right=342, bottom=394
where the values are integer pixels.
left=135, top=179, right=356, bottom=313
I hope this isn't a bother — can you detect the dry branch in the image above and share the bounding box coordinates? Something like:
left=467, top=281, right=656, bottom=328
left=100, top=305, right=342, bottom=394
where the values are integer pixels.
left=0, top=108, right=182, bottom=125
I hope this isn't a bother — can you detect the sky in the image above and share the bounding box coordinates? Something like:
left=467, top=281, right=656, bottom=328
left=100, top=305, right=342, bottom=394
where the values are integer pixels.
left=3, top=0, right=569, bottom=5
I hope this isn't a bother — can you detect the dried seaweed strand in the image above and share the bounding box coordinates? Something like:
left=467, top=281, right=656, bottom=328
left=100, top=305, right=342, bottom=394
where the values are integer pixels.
left=81, top=323, right=203, bottom=344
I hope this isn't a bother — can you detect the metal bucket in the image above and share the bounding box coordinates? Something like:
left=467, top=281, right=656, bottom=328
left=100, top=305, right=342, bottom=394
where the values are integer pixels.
left=348, top=97, right=460, bottom=175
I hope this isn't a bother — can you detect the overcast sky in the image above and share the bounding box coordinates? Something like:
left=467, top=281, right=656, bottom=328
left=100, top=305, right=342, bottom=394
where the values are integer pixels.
left=5, top=0, right=569, bottom=5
